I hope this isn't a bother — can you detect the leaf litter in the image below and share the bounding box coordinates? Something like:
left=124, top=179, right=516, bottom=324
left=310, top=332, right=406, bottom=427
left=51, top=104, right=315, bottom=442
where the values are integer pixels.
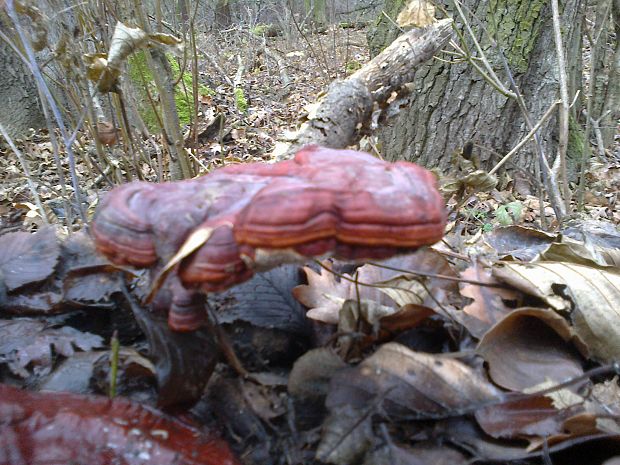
left=1, top=11, right=620, bottom=465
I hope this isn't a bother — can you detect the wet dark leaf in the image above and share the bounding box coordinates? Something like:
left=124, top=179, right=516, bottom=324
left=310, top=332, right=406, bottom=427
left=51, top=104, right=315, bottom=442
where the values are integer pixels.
left=477, top=308, right=584, bottom=391
left=484, top=225, right=555, bottom=261
left=0, top=318, right=103, bottom=378
left=209, top=265, right=309, bottom=334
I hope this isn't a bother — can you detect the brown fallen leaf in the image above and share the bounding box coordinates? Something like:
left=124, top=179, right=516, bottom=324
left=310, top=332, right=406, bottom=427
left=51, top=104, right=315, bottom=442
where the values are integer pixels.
left=493, top=262, right=620, bottom=362
left=477, top=307, right=585, bottom=391
left=288, top=347, right=347, bottom=400
left=458, top=265, right=519, bottom=337
left=483, top=225, right=555, bottom=261
left=0, top=227, right=59, bottom=291
left=326, top=342, right=501, bottom=418
left=363, top=442, right=468, bottom=465
left=475, top=394, right=575, bottom=439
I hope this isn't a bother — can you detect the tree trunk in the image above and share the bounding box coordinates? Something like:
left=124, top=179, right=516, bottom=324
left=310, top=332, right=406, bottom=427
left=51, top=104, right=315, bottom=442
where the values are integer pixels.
left=369, top=0, right=585, bottom=180
left=591, top=0, right=620, bottom=151
left=214, top=0, right=233, bottom=28
left=0, top=21, right=45, bottom=140
left=304, top=0, right=327, bottom=29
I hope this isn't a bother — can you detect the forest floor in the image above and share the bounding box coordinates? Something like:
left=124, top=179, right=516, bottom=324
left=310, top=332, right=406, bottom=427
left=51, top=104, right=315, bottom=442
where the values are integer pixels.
left=1, top=23, right=620, bottom=465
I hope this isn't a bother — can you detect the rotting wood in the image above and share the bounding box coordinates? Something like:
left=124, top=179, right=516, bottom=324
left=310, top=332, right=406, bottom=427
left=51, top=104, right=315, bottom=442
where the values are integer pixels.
left=273, top=18, right=454, bottom=160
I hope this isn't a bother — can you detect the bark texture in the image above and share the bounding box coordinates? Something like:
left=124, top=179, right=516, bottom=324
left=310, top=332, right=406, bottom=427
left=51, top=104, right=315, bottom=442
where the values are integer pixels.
left=591, top=0, right=620, bottom=151
left=0, top=26, right=45, bottom=140
left=370, top=0, right=585, bottom=176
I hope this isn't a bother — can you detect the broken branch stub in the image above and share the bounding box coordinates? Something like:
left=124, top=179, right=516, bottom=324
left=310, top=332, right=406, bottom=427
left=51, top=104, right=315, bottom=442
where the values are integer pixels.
left=273, top=18, right=454, bottom=160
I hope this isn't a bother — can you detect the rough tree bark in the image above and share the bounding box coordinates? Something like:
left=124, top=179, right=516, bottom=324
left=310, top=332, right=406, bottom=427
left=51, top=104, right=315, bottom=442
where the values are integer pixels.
left=368, top=0, right=585, bottom=180
left=0, top=19, right=45, bottom=140
left=590, top=0, right=620, bottom=151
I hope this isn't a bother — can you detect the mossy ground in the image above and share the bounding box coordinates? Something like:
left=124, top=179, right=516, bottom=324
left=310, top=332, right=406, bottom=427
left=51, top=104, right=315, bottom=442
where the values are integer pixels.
left=128, top=51, right=214, bottom=130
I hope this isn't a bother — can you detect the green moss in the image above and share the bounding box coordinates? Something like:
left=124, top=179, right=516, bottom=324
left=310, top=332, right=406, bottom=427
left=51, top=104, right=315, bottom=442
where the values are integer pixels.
left=234, top=87, right=248, bottom=113
left=128, top=51, right=215, bottom=130
left=345, top=59, right=362, bottom=74
left=367, top=0, right=406, bottom=57
left=251, top=24, right=268, bottom=35
left=567, top=114, right=586, bottom=175
left=487, top=0, right=545, bottom=73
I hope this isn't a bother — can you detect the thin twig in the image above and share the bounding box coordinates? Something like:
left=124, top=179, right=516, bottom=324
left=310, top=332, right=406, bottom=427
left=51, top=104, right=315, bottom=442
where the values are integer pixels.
left=490, top=100, right=561, bottom=175
left=550, top=0, right=571, bottom=211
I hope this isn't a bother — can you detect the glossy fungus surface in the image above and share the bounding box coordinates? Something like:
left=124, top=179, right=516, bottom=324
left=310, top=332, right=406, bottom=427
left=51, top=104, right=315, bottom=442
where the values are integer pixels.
left=0, top=384, right=239, bottom=465
left=92, top=145, right=446, bottom=330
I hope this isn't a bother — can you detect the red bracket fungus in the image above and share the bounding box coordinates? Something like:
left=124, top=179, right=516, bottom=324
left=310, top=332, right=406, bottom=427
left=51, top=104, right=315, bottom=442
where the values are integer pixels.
left=93, top=145, right=446, bottom=331
left=0, top=384, right=239, bottom=465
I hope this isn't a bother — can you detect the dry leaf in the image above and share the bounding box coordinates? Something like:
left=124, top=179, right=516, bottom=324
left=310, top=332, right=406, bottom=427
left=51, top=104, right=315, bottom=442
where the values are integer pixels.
left=0, top=227, right=59, bottom=291
left=493, top=262, right=620, bottom=362
left=288, top=347, right=347, bottom=399
left=326, top=343, right=501, bottom=417
left=316, top=404, right=373, bottom=464
left=147, top=225, right=221, bottom=302
left=459, top=265, right=518, bottom=337
left=475, top=395, right=571, bottom=439
left=477, top=307, right=584, bottom=391
left=397, top=0, right=436, bottom=28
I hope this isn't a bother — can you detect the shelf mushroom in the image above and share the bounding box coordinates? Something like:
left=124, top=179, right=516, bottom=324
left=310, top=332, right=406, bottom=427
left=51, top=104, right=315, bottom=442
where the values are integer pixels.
left=93, top=145, right=446, bottom=331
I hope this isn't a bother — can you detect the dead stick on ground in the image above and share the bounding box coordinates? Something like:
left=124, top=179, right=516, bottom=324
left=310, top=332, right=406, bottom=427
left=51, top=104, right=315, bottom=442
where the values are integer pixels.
left=272, top=18, right=454, bottom=160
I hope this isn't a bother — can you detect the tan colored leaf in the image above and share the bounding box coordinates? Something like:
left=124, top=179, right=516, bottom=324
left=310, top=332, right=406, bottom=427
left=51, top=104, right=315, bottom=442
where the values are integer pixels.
left=295, top=251, right=455, bottom=324
left=477, top=308, right=584, bottom=391
left=326, top=343, right=501, bottom=417
left=475, top=395, right=569, bottom=439
left=374, top=275, right=428, bottom=306
left=107, top=22, right=149, bottom=70
left=493, top=262, right=620, bottom=362
left=293, top=262, right=360, bottom=324
left=462, top=170, right=498, bottom=192
left=288, top=348, right=347, bottom=399
left=459, top=265, right=518, bottom=337
left=147, top=225, right=220, bottom=302
left=397, top=0, right=436, bottom=28
left=540, top=238, right=620, bottom=268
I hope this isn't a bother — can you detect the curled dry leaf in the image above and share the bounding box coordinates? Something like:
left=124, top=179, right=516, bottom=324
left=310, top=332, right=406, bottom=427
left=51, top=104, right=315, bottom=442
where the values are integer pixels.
left=475, top=394, right=576, bottom=440
left=0, top=384, right=239, bottom=465
left=288, top=347, right=347, bottom=399
left=0, top=227, right=59, bottom=291
left=539, top=237, right=620, bottom=268
left=397, top=0, right=436, bottom=28
left=326, top=342, right=501, bottom=418
left=483, top=225, right=555, bottom=261
left=294, top=249, right=455, bottom=325
left=477, top=307, right=584, bottom=391
left=293, top=262, right=394, bottom=324
left=493, top=262, right=620, bottom=362
left=458, top=265, right=519, bottom=338
left=586, top=378, right=620, bottom=434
